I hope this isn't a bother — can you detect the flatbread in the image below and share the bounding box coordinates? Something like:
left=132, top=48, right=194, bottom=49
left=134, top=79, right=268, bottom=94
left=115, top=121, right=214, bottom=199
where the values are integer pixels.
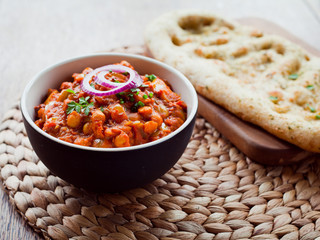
left=144, top=10, right=320, bottom=153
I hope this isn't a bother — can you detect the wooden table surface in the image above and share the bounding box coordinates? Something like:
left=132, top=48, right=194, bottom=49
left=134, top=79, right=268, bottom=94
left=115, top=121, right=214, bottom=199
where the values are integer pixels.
left=1, top=0, right=320, bottom=239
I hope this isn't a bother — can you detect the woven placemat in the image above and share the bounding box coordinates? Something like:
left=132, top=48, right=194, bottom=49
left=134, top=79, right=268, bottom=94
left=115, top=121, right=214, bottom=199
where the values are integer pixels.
left=2, top=46, right=320, bottom=240
left=2, top=103, right=320, bottom=240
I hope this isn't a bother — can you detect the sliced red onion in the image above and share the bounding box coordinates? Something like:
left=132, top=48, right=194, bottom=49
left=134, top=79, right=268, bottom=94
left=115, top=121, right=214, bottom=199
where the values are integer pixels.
left=95, top=72, right=124, bottom=88
left=81, top=65, right=143, bottom=96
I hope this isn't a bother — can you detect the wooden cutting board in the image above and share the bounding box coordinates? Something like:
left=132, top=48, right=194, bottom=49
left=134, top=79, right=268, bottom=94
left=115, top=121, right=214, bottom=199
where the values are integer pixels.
left=114, top=18, right=320, bottom=165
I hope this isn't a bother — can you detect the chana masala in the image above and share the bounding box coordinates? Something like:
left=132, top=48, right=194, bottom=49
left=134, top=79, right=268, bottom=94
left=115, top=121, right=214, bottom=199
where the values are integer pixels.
left=34, top=61, right=187, bottom=148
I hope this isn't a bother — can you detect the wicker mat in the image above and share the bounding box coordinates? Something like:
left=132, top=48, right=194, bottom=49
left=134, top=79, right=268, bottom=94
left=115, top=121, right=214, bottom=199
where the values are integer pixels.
left=2, top=102, right=320, bottom=240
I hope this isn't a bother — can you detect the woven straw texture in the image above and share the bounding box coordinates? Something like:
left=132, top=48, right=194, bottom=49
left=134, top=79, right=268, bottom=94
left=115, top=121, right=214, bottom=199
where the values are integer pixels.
left=2, top=46, right=320, bottom=240
left=2, top=102, right=320, bottom=240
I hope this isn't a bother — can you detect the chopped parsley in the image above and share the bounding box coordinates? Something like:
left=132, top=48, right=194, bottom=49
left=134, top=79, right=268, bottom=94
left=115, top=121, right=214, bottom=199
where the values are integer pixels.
left=269, top=96, right=278, bottom=101
left=306, top=85, right=315, bottom=90
left=146, top=74, right=156, bottom=82
left=131, top=101, right=145, bottom=112
left=116, top=92, right=125, bottom=98
left=288, top=73, right=298, bottom=80
left=310, top=106, right=316, bottom=113
left=128, top=93, right=135, bottom=102
left=67, top=96, right=94, bottom=115
left=65, top=89, right=75, bottom=94
left=143, top=94, right=148, bottom=99
left=130, top=88, right=140, bottom=95
left=149, top=92, right=154, bottom=98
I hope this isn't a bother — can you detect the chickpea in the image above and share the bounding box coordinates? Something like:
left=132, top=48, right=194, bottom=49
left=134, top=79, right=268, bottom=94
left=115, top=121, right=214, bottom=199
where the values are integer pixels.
left=44, top=90, right=58, bottom=105
left=143, top=121, right=158, bottom=134
left=156, top=104, right=169, bottom=118
left=91, top=109, right=106, bottom=122
left=114, top=132, right=130, bottom=147
left=57, top=89, right=72, bottom=102
left=82, top=122, right=92, bottom=135
left=138, top=106, right=152, bottom=119
left=67, top=111, right=81, bottom=128
left=150, top=111, right=163, bottom=127
left=109, top=104, right=128, bottom=123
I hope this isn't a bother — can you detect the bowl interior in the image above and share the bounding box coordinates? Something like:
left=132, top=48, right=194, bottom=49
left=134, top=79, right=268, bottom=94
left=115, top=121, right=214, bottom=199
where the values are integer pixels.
left=21, top=53, right=198, bottom=151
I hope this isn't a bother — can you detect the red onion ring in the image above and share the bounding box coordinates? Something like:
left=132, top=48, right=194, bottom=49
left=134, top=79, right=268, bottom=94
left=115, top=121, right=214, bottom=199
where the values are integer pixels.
left=81, top=65, right=143, bottom=96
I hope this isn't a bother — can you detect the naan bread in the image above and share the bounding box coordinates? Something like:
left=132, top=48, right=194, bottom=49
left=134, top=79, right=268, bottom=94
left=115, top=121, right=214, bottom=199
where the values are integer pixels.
left=144, top=10, right=320, bottom=153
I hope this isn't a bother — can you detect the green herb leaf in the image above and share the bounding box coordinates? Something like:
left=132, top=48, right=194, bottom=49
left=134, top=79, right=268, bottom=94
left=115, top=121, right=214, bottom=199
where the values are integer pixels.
left=66, top=106, right=74, bottom=115
left=79, top=97, right=86, bottom=105
left=131, top=88, right=140, bottom=93
left=148, top=92, right=154, bottom=98
left=146, top=74, right=156, bottom=82
left=122, top=72, right=129, bottom=76
left=75, top=105, right=81, bottom=113
left=131, top=101, right=145, bottom=112
left=269, top=96, right=278, bottom=101
left=66, top=89, right=75, bottom=94
left=116, top=92, right=125, bottom=98
left=310, top=106, right=316, bottom=113
left=140, top=84, right=149, bottom=88
left=100, top=106, right=104, bottom=112
left=68, top=101, right=76, bottom=107
left=130, top=88, right=140, bottom=95
left=84, top=107, right=90, bottom=115
left=66, top=97, right=93, bottom=116
left=84, top=102, right=94, bottom=116
left=316, top=115, right=320, bottom=120
left=143, top=94, right=148, bottom=99
left=288, top=73, right=298, bottom=80
left=137, top=101, right=145, bottom=107
left=306, top=85, right=315, bottom=90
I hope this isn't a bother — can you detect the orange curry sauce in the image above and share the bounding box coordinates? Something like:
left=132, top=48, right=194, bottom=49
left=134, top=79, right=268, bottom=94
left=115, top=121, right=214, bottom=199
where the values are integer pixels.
left=34, top=61, right=187, bottom=148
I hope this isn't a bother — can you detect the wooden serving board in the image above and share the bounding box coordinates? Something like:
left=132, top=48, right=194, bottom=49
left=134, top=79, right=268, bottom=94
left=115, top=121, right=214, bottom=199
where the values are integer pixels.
left=113, top=18, right=320, bottom=165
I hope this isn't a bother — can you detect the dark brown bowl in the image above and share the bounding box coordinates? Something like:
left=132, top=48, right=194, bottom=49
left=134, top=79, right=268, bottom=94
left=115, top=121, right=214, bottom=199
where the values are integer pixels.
left=21, top=53, right=198, bottom=192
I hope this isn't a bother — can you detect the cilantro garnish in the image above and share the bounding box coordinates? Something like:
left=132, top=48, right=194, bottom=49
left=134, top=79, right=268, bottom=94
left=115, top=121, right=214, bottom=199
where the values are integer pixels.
left=306, top=85, right=315, bottom=90
left=310, top=106, right=316, bottom=113
left=67, top=96, right=94, bottom=115
left=269, top=96, right=278, bottom=101
left=131, top=101, right=145, bottom=112
left=288, top=74, right=298, bottom=80
left=146, top=74, right=156, bottom=82
left=130, top=88, right=140, bottom=95
left=65, top=89, right=75, bottom=94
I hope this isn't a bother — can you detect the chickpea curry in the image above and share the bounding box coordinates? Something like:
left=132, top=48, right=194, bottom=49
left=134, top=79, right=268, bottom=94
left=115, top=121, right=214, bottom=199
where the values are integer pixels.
left=34, top=61, right=187, bottom=148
